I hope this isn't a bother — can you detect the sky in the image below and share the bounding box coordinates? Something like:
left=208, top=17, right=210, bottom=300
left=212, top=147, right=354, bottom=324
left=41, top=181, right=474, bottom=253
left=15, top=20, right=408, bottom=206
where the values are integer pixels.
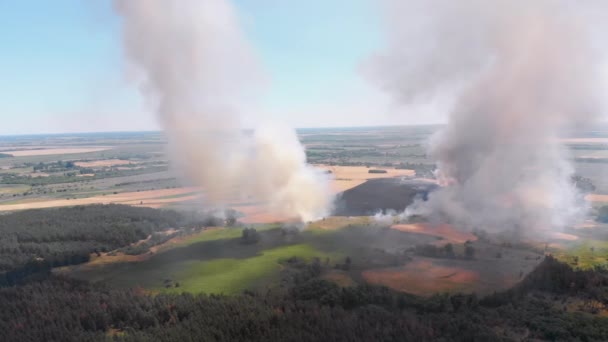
left=9, top=1, right=607, bottom=135
left=1, top=0, right=434, bottom=135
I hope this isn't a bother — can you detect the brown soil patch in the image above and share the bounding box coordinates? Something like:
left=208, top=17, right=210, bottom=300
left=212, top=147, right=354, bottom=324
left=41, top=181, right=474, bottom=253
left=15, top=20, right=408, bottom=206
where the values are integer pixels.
left=0, top=187, right=202, bottom=211
left=391, top=223, right=477, bottom=244
left=75, top=159, right=140, bottom=168
left=362, top=259, right=480, bottom=296
left=316, top=165, right=415, bottom=193
left=3, top=147, right=111, bottom=156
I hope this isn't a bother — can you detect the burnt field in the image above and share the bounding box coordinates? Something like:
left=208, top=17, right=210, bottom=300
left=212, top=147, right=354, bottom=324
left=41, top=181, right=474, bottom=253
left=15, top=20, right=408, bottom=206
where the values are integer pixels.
left=333, top=178, right=438, bottom=216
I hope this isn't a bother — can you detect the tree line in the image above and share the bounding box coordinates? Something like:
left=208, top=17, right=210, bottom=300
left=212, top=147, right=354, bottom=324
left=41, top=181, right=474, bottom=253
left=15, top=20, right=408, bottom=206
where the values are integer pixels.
left=1, top=256, right=608, bottom=341
left=0, top=205, right=202, bottom=285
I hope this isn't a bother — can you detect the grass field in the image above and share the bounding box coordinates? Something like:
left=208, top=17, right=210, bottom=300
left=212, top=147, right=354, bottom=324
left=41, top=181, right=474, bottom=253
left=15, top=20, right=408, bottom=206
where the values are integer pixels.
left=0, top=184, right=31, bottom=195
left=59, top=225, right=345, bottom=294
left=164, top=224, right=281, bottom=250
left=161, top=244, right=329, bottom=294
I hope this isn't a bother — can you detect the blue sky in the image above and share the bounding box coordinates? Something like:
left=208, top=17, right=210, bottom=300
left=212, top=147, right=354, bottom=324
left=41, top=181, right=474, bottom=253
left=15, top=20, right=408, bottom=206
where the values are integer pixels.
left=0, top=0, right=416, bottom=135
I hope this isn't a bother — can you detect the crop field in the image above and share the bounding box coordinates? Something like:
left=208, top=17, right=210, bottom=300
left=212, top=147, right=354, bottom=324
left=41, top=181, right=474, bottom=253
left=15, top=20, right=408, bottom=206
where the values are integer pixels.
left=0, top=187, right=202, bottom=211
left=1, top=147, right=112, bottom=157
left=319, top=165, right=416, bottom=193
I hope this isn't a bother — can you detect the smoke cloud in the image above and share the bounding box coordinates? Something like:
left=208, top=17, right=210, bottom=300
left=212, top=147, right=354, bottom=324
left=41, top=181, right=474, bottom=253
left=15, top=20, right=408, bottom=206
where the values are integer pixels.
left=368, top=0, right=607, bottom=235
left=113, top=0, right=332, bottom=222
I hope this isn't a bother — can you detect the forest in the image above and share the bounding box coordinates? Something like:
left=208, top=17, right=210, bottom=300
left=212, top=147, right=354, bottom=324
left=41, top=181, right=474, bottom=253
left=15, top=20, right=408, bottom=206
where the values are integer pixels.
left=1, top=205, right=608, bottom=341
left=0, top=205, right=201, bottom=285
left=1, top=256, right=608, bottom=341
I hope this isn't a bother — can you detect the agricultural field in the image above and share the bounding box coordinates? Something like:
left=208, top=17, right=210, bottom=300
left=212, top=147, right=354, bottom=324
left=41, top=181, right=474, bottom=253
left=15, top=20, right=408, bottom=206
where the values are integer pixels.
left=3, top=126, right=608, bottom=299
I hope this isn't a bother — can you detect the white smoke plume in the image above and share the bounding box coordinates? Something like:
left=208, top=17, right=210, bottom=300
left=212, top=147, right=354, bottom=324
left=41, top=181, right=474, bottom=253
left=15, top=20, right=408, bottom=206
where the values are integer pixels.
left=372, top=209, right=398, bottom=225
left=113, top=0, right=332, bottom=222
left=368, top=0, right=607, bottom=235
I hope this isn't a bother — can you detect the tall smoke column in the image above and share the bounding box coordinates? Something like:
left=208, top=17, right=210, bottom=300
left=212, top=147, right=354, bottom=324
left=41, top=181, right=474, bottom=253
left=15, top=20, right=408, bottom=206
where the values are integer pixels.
left=368, top=0, right=606, bottom=234
left=113, top=0, right=332, bottom=222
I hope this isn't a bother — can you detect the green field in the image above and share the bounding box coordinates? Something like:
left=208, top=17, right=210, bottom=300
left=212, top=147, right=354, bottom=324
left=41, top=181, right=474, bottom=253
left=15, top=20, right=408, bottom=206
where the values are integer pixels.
left=61, top=226, right=349, bottom=294
left=161, top=244, right=330, bottom=294
left=170, top=224, right=280, bottom=249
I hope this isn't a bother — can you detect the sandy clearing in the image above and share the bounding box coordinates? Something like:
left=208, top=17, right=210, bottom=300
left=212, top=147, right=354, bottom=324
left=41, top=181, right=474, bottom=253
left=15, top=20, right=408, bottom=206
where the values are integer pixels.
left=391, top=223, right=477, bottom=244
left=0, top=187, right=202, bottom=211
left=2, top=147, right=112, bottom=157
left=75, top=159, right=140, bottom=167
left=362, top=259, right=480, bottom=296
left=316, top=165, right=416, bottom=193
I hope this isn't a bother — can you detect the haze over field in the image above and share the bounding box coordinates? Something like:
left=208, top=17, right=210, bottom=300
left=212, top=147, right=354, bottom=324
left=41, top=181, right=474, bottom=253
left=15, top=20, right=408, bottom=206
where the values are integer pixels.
left=368, top=0, right=608, bottom=235
left=114, top=0, right=333, bottom=222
